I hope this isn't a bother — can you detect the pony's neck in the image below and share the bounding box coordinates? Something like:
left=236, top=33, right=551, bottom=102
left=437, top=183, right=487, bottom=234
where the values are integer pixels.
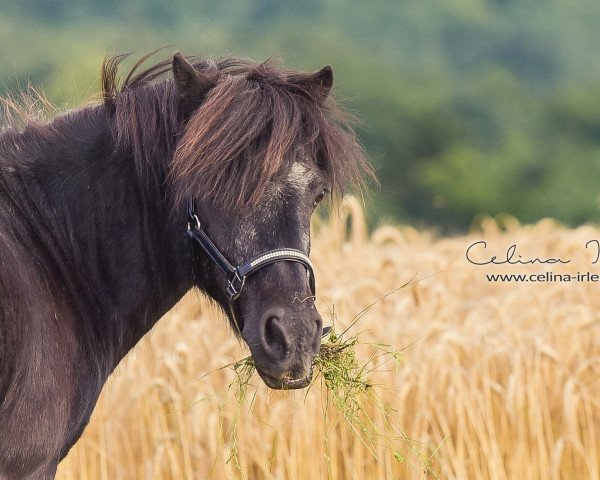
left=18, top=105, right=193, bottom=369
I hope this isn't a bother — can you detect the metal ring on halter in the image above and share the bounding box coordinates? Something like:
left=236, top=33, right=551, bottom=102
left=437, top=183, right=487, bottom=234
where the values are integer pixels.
left=226, top=272, right=246, bottom=300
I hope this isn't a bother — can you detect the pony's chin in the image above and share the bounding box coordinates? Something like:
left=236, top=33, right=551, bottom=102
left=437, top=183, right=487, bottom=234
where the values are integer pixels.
left=256, top=367, right=313, bottom=390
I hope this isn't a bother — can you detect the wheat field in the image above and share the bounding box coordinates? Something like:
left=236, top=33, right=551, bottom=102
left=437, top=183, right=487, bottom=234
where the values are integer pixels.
left=56, top=199, right=600, bottom=479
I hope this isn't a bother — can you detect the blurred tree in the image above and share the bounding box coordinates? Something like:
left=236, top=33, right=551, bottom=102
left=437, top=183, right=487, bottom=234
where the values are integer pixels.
left=1, top=0, right=599, bottom=230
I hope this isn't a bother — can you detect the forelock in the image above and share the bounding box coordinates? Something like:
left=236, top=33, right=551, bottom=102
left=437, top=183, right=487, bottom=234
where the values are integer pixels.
left=167, top=57, right=372, bottom=212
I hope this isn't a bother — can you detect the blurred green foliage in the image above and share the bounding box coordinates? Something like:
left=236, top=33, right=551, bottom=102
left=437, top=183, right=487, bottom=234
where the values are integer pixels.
left=1, top=0, right=599, bottom=230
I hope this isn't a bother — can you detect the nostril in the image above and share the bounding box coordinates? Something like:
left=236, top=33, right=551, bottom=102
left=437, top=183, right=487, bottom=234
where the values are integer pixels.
left=311, top=315, right=323, bottom=353
left=263, top=316, right=289, bottom=359
left=315, top=315, right=323, bottom=335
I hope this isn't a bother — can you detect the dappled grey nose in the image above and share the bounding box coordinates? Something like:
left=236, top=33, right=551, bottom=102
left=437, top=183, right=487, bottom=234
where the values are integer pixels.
left=251, top=307, right=322, bottom=380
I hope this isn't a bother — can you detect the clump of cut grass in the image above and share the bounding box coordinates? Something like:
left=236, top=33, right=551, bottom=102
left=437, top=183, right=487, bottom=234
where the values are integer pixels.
left=223, top=300, right=439, bottom=478
left=229, top=355, right=255, bottom=400
left=224, top=355, right=255, bottom=476
left=310, top=316, right=439, bottom=478
left=312, top=318, right=372, bottom=433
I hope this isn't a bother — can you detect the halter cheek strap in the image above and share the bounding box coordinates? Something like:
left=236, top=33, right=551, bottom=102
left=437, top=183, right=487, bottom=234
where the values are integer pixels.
left=186, top=199, right=316, bottom=301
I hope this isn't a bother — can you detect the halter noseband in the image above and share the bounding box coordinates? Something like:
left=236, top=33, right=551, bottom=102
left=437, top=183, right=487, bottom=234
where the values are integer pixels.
left=186, top=199, right=316, bottom=301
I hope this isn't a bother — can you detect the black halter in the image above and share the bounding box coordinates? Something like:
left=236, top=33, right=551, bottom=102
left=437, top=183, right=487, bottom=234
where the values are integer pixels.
left=186, top=199, right=316, bottom=301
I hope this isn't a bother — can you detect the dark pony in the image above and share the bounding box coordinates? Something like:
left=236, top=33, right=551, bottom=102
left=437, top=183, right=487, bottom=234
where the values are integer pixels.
left=0, top=51, right=371, bottom=479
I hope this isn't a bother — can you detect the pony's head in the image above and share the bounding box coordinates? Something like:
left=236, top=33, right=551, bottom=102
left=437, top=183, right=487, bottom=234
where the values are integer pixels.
left=108, top=52, right=372, bottom=389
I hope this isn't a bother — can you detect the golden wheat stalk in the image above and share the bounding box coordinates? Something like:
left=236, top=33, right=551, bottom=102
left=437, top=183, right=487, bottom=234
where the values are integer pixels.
left=57, top=202, right=600, bottom=479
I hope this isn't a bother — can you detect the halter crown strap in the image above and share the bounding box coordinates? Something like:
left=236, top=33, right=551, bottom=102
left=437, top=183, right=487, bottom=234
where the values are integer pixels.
left=186, top=199, right=315, bottom=301
left=186, top=214, right=237, bottom=277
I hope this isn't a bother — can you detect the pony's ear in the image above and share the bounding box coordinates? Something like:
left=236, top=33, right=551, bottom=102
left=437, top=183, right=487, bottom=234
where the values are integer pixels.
left=293, top=65, right=333, bottom=103
left=172, top=52, right=215, bottom=108
left=312, top=65, right=333, bottom=94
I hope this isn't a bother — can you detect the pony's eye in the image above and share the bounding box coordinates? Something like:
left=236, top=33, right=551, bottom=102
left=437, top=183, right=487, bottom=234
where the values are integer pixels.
left=313, top=188, right=328, bottom=209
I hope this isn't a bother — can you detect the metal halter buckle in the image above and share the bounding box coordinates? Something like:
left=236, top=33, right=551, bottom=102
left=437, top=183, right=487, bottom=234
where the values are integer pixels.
left=226, top=272, right=246, bottom=300
left=187, top=213, right=200, bottom=231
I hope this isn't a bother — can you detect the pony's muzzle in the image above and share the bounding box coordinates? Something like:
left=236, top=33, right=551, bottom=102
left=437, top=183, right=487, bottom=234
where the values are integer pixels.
left=247, top=307, right=322, bottom=389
